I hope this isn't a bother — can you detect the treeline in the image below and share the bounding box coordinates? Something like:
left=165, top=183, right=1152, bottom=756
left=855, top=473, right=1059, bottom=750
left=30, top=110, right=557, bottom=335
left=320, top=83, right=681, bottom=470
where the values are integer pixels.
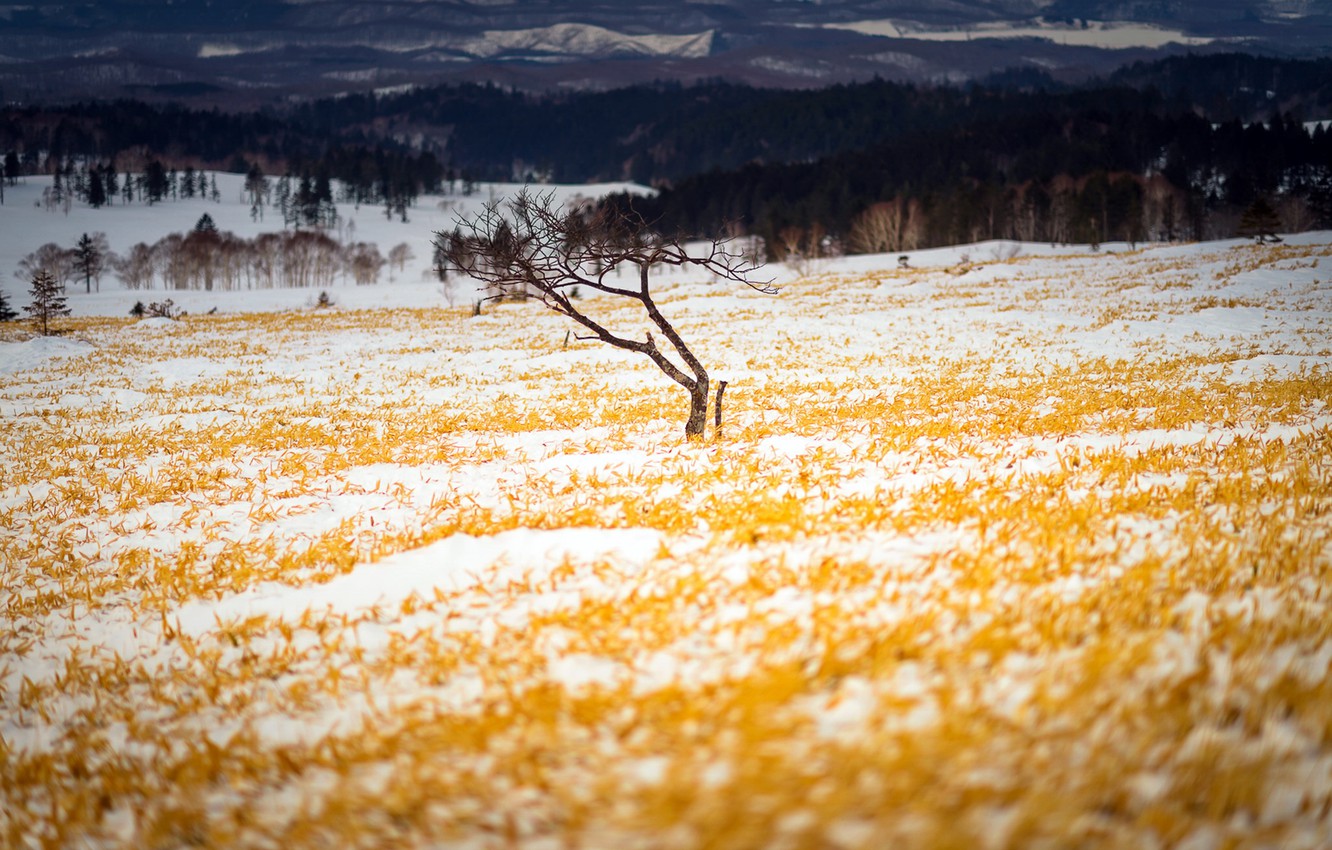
left=613, top=106, right=1332, bottom=254
left=1105, top=53, right=1332, bottom=120
left=3, top=54, right=1331, bottom=190
left=3, top=52, right=1332, bottom=254
left=3, top=151, right=436, bottom=226
left=17, top=218, right=416, bottom=293
left=114, top=229, right=405, bottom=291
left=22, top=156, right=225, bottom=211
left=0, top=98, right=446, bottom=206
left=247, top=53, right=1332, bottom=185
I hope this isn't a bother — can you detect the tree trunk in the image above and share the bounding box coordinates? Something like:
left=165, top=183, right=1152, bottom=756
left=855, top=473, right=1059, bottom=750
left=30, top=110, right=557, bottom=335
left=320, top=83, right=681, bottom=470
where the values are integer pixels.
left=685, top=376, right=709, bottom=439
left=714, top=380, right=728, bottom=436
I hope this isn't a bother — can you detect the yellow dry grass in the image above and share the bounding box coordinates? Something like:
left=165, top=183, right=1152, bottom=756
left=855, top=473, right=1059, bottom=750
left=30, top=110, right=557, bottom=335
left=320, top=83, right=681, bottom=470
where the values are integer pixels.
left=2, top=240, right=1332, bottom=849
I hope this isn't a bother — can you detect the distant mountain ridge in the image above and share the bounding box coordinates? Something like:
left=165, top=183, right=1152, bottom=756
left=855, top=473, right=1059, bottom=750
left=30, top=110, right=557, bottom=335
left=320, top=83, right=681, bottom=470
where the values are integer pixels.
left=1, top=1, right=1329, bottom=104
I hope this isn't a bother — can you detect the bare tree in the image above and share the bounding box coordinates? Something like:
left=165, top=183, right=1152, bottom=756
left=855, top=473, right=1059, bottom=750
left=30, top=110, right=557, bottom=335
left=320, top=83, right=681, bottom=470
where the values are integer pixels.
left=156, top=234, right=189, bottom=290
left=1277, top=195, right=1317, bottom=234
left=437, top=190, right=774, bottom=439
left=776, top=223, right=838, bottom=278
left=388, top=242, right=415, bottom=281
left=17, top=243, right=74, bottom=292
left=181, top=228, right=222, bottom=291
left=1143, top=176, right=1182, bottom=242
left=251, top=233, right=282, bottom=289
left=346, top=242, right=386, bottom=285
left=215, top=232, right=249, bottom=291
left=115, top=243, right=156, bottom=290
left=849, top=198, right=921, bottom=255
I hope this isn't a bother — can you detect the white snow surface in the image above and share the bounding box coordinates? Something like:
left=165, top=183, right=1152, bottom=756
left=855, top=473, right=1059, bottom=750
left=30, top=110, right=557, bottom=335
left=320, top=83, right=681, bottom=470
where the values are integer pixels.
left=0, top=174, right=651, bottom=315
left=3, top=175, right=1332, bottom=848
left=827, top=18, right=1215, bottom=48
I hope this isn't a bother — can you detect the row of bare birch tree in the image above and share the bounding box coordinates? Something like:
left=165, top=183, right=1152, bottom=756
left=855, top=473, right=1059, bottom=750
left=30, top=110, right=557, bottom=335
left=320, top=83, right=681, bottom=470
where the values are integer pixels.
left=15, top=223, right=415, bottom=293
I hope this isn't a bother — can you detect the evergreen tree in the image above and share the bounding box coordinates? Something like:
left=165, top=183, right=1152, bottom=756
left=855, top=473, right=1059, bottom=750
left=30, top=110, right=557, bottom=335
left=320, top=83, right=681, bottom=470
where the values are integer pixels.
left=70, top=160, right=87, bottom=199
left=294, top=174, right=314, bottom=226
left=73, top=232, right=107, bottom=293
left=1237, top=197, right=1283, bottom=243
left=245, top=164, right=269, bottom=221
left=26, top=269, right=69, bottom=335
left=104, top=165, right=118, bottom=204
left=87, top=168, right=107, bottom=208
left=0, top=288, right=16, bottom=321
left=194, top=212, right=218, bottom=233
left=143, top=160, right=169, bottom=204
left=314, top=170, right=337, bottom=228
left=275, top=175, right=294, bottom=228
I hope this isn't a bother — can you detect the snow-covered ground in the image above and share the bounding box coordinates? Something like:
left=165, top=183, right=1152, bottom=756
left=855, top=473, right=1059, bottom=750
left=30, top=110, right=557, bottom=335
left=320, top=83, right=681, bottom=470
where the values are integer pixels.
left=2, top=180, right=1332, bottom=849
left=825, top=19, right=1214, bottom=49
left=0, top=173, right=650, bottom=317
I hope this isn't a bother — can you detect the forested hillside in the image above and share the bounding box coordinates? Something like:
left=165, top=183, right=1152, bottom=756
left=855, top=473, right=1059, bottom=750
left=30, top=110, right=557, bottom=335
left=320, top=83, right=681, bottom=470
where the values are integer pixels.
left=621, top=97, right=1332, bottom=252
left=3, top=53, right=1331, bottom=253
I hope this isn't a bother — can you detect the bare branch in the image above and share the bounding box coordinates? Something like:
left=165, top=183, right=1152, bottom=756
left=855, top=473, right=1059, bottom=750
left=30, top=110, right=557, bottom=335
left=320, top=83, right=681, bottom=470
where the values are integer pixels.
left=433, top=188, right=775, bottom=438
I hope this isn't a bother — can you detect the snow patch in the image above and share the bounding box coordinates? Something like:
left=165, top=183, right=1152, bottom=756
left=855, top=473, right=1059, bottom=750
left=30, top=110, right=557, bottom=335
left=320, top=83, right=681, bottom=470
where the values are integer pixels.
left=828, top=19, right=1214, bottom=49
left=174, top=527, right=663, bottom=633
left=0, top=335, right=94, bottom=374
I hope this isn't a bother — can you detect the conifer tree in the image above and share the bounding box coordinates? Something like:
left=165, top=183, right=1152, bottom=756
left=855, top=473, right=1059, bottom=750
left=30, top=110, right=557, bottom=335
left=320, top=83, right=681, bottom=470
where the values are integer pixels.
left=87, top=168, right=107, bottom=208
left=143, top=160, right=168, bottom=204
left=74, top=232, right=107, bottom=293
left=0, top=288, right=16, bottom=321
left=1237, top=198, right=1283, bottom=243
left=26, top=269, right=70, bottom=335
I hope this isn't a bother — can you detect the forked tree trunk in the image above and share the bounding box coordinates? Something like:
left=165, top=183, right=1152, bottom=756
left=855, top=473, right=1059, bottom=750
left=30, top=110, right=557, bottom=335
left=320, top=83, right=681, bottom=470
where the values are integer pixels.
left=684, top=375, right=709, bottom=439
left=438, top=190, right=775, bottom=442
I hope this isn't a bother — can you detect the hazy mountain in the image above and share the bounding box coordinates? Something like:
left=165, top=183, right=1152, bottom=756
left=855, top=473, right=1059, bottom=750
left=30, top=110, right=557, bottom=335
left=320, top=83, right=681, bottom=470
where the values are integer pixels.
left=1, top=0, right=1328, bottom=103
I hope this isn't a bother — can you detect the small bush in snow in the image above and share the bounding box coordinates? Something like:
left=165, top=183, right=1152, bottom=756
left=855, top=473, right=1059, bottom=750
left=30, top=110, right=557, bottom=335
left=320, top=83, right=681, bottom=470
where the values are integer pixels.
left=144, top=299, right=183, bottom=320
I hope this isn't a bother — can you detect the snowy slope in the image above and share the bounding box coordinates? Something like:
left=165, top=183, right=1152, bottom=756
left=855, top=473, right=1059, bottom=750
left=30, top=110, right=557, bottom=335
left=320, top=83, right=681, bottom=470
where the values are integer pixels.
left=0, top=173, right=651, bottom=316
left=2, top=175, right=1332, bottom=849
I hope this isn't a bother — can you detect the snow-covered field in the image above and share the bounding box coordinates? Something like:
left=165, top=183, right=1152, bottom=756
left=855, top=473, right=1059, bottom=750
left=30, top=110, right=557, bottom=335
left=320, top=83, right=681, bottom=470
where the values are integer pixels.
left=825, top=19, right=1214, bottom=49
left=3, top=180, right=1332, bottom=849
left=0, top=173, right=650, bottom=317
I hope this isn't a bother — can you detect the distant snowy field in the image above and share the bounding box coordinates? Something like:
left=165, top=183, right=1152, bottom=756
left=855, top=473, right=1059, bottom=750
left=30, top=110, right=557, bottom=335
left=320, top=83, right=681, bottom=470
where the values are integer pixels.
left=3, top=177, right=1332, bottom=849
left=0, top=173, right=651, bottom=316
left=826, top=18, right=1214, bottom=49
